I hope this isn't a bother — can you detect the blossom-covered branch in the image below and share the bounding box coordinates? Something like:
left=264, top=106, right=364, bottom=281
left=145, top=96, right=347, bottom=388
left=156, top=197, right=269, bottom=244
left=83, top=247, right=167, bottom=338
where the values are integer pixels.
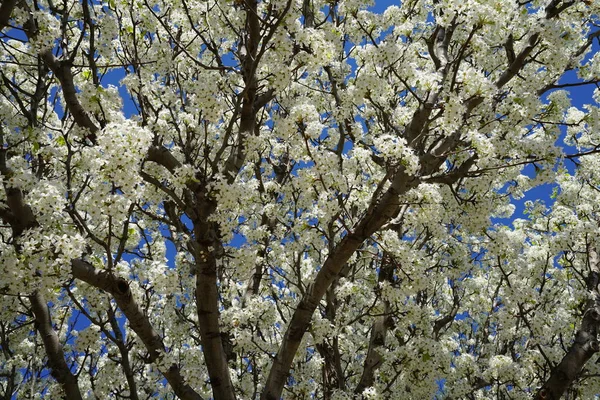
left=536, top=246, right=600, bottom=400
left=30, top=291, right=83, bottom=400
left=70, top=259, right=204, bottom=400
left=2, top=0, right=600, bottom=398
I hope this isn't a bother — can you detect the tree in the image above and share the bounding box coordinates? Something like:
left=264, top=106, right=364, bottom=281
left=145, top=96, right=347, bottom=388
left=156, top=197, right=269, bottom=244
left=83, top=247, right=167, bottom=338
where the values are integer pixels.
left=1, top=0, right=600, bottom=398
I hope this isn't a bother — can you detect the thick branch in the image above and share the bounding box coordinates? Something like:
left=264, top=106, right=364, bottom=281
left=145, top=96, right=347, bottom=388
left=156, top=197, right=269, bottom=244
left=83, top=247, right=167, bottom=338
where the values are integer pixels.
left=146, top=146, right=183, bottom=174
left=315, top=279, right=345, bottom=397
left=40, top=50, right=99, bottom=138
left=355, top=254, right=395, bottom=394
left=261, top=171, right=419, bottom=400
left=30, top=291, right=83, bottom=400
left=222, top=0, right=291, bottom=182
left=423, top=155, right=478, bottom=184
left=222, top=0, right=261, bottom=182
left=433, top=291, right=460, bottom=340
left=190, top=200, right=235, bottom=400
left=544, top=0, right=576, bottom=19
left=495, top=32, right=540, bottom=88
left=0, top=0, right=17, bottom=31
left=20, top=7, right=99, bottom=140
left=70, top=260, right=203, bottom=400
left=2, top=187, right=36, bottom=237
left=0, top=132, right=37, bottom=237
left=535, top=249, right=600, bottom=400
left=494, top=0, right=578, bottom=89
left=193, top=248, right=236, bottom=400
left=262, top=38, right=466, bottom=393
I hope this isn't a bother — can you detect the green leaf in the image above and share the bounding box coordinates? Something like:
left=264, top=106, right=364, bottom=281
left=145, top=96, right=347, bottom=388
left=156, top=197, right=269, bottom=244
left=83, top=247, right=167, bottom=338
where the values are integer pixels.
left=56, top=136, right=66, bottom=146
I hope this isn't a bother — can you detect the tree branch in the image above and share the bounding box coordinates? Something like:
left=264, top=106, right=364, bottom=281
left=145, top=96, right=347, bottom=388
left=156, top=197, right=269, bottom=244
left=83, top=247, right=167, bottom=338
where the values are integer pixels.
left=30, top=291, right=83, bottom=400
left=0, top=0, right=17, bottom=31
left=261, top=170, right=420, bottom=400
left=193, top=248, right=236, bottom=400
left=0, top=128, right=37, bottom=237
left=146, top=146, right=183, bottom=174
left=70, top=259, right=204, bottom=400
left=495, top=32, right=540, bottom=88
left=355, top=253, right=395, bottom=394
left=39, top=50, right=99, bottom=139
left=535, top=247, right=600, bottom=400
left=19, top=4, right=99, bottom=141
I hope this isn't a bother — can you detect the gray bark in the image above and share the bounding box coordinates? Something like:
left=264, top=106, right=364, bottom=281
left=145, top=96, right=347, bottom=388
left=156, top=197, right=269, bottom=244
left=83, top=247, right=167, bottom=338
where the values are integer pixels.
left=30, top=291, right=83, bottom=400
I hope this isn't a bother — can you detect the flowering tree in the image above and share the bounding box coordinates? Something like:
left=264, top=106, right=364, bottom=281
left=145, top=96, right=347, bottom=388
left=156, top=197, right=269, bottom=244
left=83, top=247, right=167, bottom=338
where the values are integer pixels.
left=1, top=0, right=600, bottom=398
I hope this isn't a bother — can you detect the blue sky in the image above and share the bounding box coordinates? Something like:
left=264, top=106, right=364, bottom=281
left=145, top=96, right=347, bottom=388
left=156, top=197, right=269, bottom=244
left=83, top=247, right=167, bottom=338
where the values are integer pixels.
left=79, top=0, right=600, bottom=261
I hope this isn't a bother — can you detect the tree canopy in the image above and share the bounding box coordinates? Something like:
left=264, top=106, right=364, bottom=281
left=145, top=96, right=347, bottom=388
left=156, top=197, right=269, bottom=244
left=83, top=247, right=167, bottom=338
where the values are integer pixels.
left=1, top=0, right=600, bottom=399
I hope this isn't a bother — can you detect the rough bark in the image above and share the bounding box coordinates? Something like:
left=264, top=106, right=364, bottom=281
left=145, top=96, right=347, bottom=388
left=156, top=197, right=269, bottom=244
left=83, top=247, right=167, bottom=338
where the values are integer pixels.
left=316, top=338, right=345, bottom=398
left=30, top=291, right=83, bottom=400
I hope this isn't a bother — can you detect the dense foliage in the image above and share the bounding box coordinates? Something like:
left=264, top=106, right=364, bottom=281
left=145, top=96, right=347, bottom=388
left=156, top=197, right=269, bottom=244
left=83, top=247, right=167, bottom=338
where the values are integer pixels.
left=1, top=0, right=600, bottom=398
